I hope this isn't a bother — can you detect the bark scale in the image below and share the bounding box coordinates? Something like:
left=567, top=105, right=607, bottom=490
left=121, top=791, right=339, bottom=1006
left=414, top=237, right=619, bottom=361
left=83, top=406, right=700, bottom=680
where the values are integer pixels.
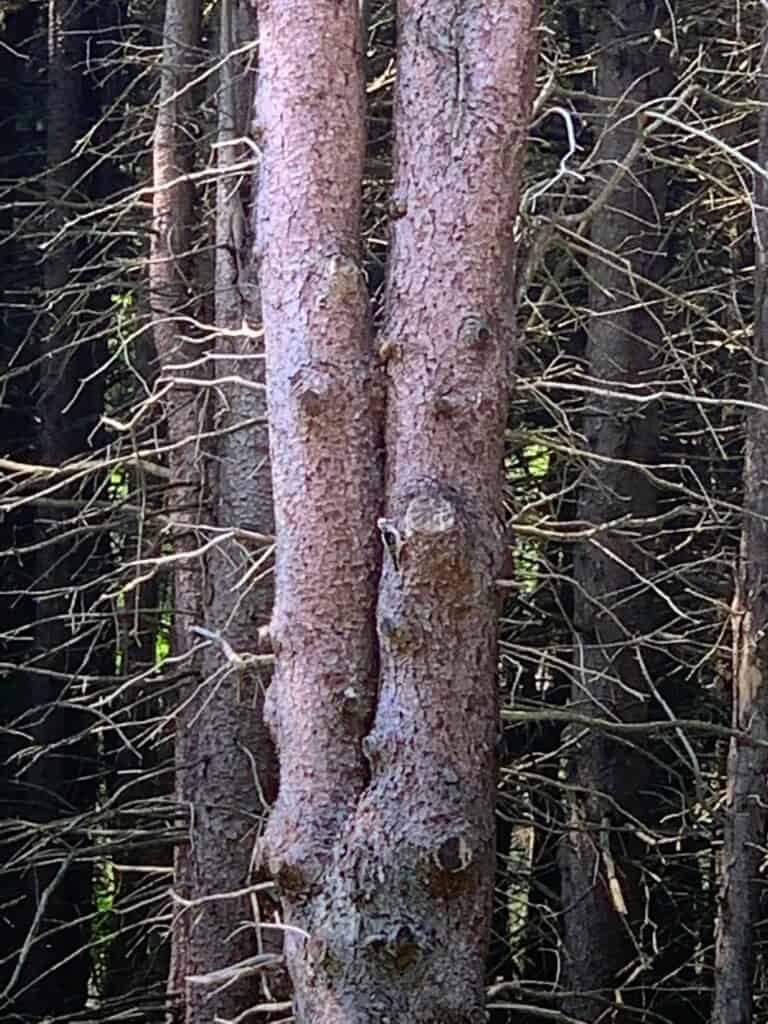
left=712, top=17, right=768, bottom=1024
left=256, top=1, right=538, bottom=1020
left=558, top=3, right=671, bottom=1019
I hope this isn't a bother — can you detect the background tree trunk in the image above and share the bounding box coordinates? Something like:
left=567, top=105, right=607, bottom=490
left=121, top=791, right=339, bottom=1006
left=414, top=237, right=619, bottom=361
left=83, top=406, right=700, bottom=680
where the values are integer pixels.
left=558, top=2, right=671, bottom=1019
left=712, top=14, right=768, bottom=1024
left=149, top=0, right=209, bottom=1013
left=171, top=1, right=280, bottom=1018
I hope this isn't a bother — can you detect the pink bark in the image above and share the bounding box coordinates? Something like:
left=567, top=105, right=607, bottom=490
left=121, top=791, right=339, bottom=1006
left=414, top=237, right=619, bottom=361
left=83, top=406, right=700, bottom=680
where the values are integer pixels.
left=256, top=2, right=538, bottom=1020
left=255, top=0, right=381, bottom=883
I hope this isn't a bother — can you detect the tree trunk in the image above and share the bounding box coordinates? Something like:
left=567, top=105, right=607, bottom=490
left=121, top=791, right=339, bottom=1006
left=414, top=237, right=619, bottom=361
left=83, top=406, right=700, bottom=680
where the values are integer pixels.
left=149, top=0, right=208, bottom=1013
left=256, top=1, right=538, bottom=1020
left=712, top=16, right=768, bottom=1024
left=558, top=3, right=671, bottom=1019
left=254, top=1, right=381, bottom=1015
left=168, top=1, right=280, bottom=1019
left=156, top=0, right=279, bottom=1017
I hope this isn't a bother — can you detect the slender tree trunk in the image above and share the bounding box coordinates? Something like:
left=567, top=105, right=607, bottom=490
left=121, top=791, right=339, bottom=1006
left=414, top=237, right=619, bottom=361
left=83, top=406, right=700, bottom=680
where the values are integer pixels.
left=156, top=1, right=278, bottom=1018
left=712, top=17, right=768, bottom=1024
left=149, top=0, right=209, bottom=1012
left=558, top=3, right=670, bottom=1019
left=256, top=1, right=538, bottom=1020
left=168, top=2, right=280, bottom=1019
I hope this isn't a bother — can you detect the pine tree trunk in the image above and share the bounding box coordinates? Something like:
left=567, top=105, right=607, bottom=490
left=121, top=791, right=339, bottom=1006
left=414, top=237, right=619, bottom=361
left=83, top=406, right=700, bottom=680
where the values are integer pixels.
left=256, top=1, right=538, bottom=1019
left=254, top=3, right=382, bottom=1016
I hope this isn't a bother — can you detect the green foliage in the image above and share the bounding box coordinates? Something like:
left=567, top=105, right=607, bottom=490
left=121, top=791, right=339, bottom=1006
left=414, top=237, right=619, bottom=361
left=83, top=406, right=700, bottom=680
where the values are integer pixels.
left=90, top=861, right=118, bottom=996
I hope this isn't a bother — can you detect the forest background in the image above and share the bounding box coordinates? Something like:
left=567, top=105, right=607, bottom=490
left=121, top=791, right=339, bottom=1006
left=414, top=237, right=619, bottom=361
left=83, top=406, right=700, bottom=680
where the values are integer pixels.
left=1, top=1, right=767, bottom=1023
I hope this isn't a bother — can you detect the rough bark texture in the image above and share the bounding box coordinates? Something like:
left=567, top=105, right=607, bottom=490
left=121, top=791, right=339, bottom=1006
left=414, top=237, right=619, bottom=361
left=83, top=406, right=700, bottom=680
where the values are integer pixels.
left=712, top=19, right=768, bottom=1024
left=255, top=0, right=380, bottom=897
left=557, top=3, right=670, bottom=1019
left=256, top=1, right=538, bottom=1020
left=361, top=2, right=538, bottom=1018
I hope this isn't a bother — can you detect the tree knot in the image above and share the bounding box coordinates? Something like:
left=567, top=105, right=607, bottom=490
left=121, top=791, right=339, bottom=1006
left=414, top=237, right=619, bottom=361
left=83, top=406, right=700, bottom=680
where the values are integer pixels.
left=363, top=920, right=422, bottom=972
left=319, top=253, right=364, bottom=306
left=404, top=493, right=457, bottom=538
left=458, top=314, right=492, bottom=350
left=378, top=518, right=404, bottom=572
left=427, top=832, right=476, bottom=897
left=433, top=834, right=473, bottom=874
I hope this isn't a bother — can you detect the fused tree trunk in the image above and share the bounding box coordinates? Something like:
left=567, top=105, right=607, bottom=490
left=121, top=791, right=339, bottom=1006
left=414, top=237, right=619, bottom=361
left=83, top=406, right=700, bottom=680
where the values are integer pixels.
left=256, top=1, right=538, bottom=1020
left=712, top=17, right=768, bottom=1024
left=558, top=3, right=671, bottom=1019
